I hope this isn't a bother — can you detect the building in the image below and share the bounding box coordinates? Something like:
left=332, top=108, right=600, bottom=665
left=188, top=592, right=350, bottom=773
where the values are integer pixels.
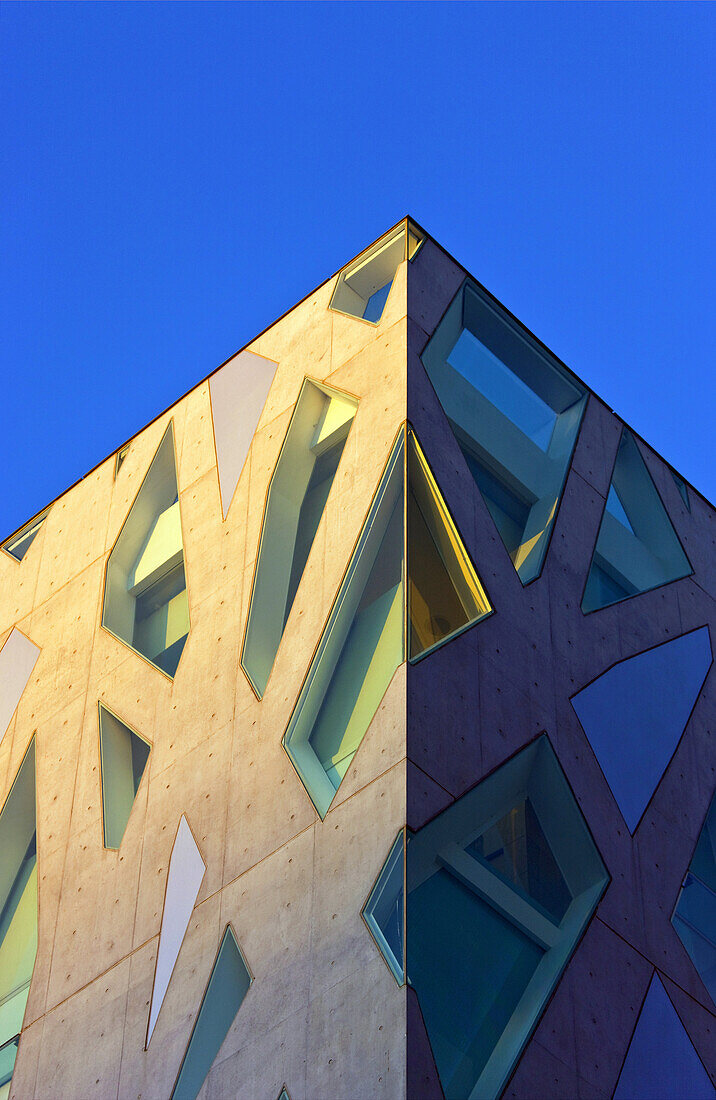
left=1, top=219, right=714, bottom=1100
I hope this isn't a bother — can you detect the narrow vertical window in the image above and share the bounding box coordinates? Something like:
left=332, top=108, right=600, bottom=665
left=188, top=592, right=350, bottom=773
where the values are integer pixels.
left=99, top=705, right=151, bottom=849
left=0, top=739, right=37, bottom=1094
left=103, top=422, right=190, bottom=676
left=241, top=380, right=358, bottom=698
left=171, top=926, right=252, bottom=1100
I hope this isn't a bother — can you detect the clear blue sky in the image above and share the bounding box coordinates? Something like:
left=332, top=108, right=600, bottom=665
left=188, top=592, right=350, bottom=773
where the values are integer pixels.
left=2, top=2, right=714, bottom=538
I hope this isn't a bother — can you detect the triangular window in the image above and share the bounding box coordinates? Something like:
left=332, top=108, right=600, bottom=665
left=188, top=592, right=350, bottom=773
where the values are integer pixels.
left=421, top=280, right=587, bottom=585
left=103, top=422, right=190, bottom=676
left=362, top=830, right=405, bottom=984
left=171, top=926, right=252, bottom=1100
left=241, top=380, right=358, bottom=698
left=99, top=705, right=151, bottom=849
left=2, top=510, right=49, bottom=562
left=582, top=429, right=691, bottom=612
left=672, top=788, right=716, bottom=1006
left=0, top=739, right=37, bottom=1094
left=407, top=431, right=491, bottom=660
left=283, top=425, right=491, bottom=819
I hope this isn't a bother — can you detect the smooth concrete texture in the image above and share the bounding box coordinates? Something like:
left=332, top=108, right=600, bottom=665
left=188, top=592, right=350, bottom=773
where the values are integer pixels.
left=613, top=974, right=715, bottom=1100
left=0, top=628, right=40, bottom=745
left=208, top=350, right=277, bottom=518
left=571, top=626, right=713, bottom=832
left=148, top=815, right=206, bottom=1045
left=0, top=223, right=713, bottom=1099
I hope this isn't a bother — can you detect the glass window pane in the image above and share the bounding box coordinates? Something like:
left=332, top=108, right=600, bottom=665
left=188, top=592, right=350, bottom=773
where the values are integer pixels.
left=103, top=423, right=190, bottom=677
left=242, top=380, right=358, bottom=698
left=2, top=512, right=48, bottom=563
left=362, top=831, right=404, bottom=984
left=583, top=429, right=691, bottom=613
left=99, top=706, right=151, bottom=850
left=329, top=221, right=423, bottom=324
left=409, top=869, right=543, bottom=1098
left=0, top=740, right=37, bottom=1077
left=421, top=281, right=587, bottom=584
left=283, top=433, right=404, bottom=819
left=407, top=431, right=491, bottom=660
left=466, top=798, right=572, bottom=923
left=407, top=735, right=608, bottom=1100
left=172, top=927, right=251, bottom=1100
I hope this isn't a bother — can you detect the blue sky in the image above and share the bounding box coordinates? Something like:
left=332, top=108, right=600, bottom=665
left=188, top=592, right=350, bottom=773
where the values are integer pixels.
left=2, top=2, right=714, bottom=537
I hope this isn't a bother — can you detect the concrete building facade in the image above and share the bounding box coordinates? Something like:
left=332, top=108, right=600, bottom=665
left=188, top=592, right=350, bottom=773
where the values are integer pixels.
left=0, top=219, right=714, bottom=1100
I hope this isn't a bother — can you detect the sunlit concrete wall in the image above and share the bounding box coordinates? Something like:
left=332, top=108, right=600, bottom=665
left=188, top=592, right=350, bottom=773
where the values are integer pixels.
left=1, top=249, right=409, bottom=1100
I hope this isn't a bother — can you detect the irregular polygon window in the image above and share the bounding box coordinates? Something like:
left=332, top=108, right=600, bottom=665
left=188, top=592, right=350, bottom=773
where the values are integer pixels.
left=241, top=380, right=358, bottom=698
left=582, top=429, right=692, bottom=612
left=283, top=432, right=404, bottom=819
left=330, top=220, right=423, bottom=325
left=571, top=627, right=712, bottom=833
left=672, top=470, right=691, bottom=512
left=672, top=789, right=716, bottom=1006
left=362, top=830, right=405, bottom=984
left=99, top=705, right=150, bottom=849
left=0, top=739, right=37, bottom=1094
left=283, top=426, right=491, bottom=819
left=407, top=431, right=491, bottom=660
left=407, top=735, right=608, bottom=1100
left=103, top=423, right=190, bottom=677
left=171, top=925, right=252, bottom=1100
left=114, top=445, right=130, bottom=479
left=2, top=510, right=49, bottom=563
left=421, top=280, right=587, bottom=584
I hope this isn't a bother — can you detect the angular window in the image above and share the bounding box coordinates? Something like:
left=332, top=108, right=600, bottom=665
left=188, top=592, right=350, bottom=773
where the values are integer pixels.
left=0, top=739, right=37, bottom=1094
left=362, top=830, right=405, bottom=984
left=171, top=925, right=252, bottom=1100
left=103, top=423, right=190, bottom=677
left=2, top=510, right=49, bottom=563
left=283, top=426, right=491, bottom=819
left=241, top=380, right=358, bottom=698
left=99, top=705, right=151, bottom=850
left=407, top=736, right=608, bottom=1100
left=672, top=789, right=716, bottom=1006
left=571, top=627, right=712, bottom=833
left=329, top=220, right=423, bottom=325
left=284, top=432, right=404, bottom=819
left=582, top=429, right=692, bottom=613
left=407, top=432, right=491, bottom=660
left=672, top=470, right=691, bottom=512
left=114, top=445, right=130, bottom=479
left=421, top=280, right=588, bottom=584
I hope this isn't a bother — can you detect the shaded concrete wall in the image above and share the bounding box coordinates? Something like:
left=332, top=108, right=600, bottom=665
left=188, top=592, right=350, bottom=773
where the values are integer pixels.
left=406, top=237, right=716, bottom=1098
left=1, top=256, right=410, bottom=1100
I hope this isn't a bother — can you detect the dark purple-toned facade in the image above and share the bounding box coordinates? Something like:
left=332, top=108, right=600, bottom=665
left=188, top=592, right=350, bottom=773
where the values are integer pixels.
left=405, top=230, right=716, bottom=1100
